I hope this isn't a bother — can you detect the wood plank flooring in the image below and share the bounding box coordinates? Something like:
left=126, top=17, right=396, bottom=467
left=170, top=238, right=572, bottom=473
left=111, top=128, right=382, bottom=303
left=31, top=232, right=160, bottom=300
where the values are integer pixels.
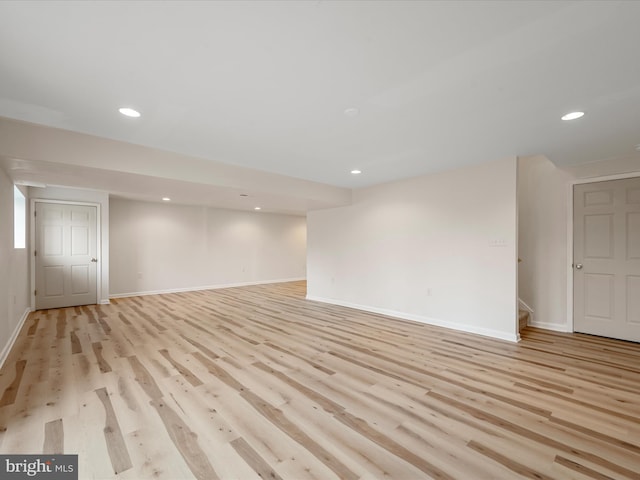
left=0, top=281, right=639, bottom=479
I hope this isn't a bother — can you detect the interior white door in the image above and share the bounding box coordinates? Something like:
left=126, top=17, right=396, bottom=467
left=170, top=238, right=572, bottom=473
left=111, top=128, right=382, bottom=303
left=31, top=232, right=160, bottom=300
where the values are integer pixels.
left=573, top=177, right=640, bottom=342
left=35, top=202, right=98, bottom=309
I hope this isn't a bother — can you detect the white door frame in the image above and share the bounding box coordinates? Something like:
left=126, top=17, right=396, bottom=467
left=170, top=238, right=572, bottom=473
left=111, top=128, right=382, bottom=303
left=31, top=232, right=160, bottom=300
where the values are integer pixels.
left=30, top=199, right=102, bottom=310
left=566, top=172, right=640, bottom=332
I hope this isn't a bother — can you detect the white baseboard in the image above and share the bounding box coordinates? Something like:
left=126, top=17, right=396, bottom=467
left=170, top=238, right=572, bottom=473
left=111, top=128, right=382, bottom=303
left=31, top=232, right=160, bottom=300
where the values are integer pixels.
left=528, top=320, right=572, bottom=333
left=306, top=295, right=519, bottom=343
left=0, top=307, right=32, bottom=370
left=110, top=277, right=306, bottom=299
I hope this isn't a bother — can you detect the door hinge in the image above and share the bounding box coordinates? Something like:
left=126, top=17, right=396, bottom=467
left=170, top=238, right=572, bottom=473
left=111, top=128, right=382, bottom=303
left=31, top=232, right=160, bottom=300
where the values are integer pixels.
left=34, top=290, right=37, bottom=296
left=34, top=250, right=37, bottom=257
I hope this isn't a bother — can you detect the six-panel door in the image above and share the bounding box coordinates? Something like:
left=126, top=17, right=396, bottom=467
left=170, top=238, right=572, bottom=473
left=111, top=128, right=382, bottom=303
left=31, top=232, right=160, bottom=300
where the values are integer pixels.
left=35, top=202, right=98, bottom=309
left=573, top=178, right=640, bottom=342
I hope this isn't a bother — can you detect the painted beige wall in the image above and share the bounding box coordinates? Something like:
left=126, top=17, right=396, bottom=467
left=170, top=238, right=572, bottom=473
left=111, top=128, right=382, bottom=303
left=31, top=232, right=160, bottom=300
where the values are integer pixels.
left=109, top=199, right=306, bottom=296
left=307, top=156, right=519, bottom=341
left=517, top=153, right=640, bottom=331
left=30, top=186, right=110, bottom=304
left=0, top=168, right=30, bottom=366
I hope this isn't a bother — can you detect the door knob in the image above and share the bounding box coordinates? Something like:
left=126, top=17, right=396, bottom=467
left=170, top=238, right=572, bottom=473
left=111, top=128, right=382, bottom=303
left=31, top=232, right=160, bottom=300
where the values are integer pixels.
left=575, top=263, right=583, bottom=269
left=91, top=258, right=98, bottom=263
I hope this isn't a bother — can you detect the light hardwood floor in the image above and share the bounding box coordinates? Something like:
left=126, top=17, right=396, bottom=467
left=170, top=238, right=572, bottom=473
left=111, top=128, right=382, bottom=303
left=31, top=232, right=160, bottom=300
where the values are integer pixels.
left=0, top=281, right=639, bottom=479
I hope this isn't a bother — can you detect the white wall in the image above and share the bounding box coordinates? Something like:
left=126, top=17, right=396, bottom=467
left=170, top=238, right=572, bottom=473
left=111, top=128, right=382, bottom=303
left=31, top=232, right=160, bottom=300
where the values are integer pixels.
left=0, top=168, right=31, bottom=367
left=109, top=199, right=306, bottom=296
left=564, top=154, right=640, bottom=179
left=517, top=155, right=572, bottom=330
left=30, top=186, right=110, bottom=304
left=0, top=117, right=351, bottom=211
left=307, top=156, right=519, bottom=342
left=517, top=154, right=640, bottom=331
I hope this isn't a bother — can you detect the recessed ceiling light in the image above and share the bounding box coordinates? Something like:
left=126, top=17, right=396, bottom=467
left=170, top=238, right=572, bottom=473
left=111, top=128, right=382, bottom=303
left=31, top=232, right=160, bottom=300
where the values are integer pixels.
left=254, top=207, right=261, bottom=210
left=240, top=194, right=249, bottom=197
left=119, top=107, right=141, bottom=118
left=351, top=169, right=362, bottom=175
left=561, top=111, right=584, bottom=121
left=344, top=107, right=359, bottom=117
left=162, top=197, right=171, bottom=201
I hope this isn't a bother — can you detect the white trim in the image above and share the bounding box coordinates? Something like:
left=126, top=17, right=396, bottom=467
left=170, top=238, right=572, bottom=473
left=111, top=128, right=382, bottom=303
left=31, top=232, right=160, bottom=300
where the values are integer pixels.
left=572, top=171, right=640, bottom=185
left=30, top=199, right=102, bottom=310
left=518, top=298, right=534, bottom=325
left=566, top=171, right=640, bottom=332
left=528, top=319, right=572, bottom=333
left=306, top=295, right=519, bottom=343
left=566, top=183, right=574, bottom=331
left=109, top=277, right=306, bottom=299
left=518, top=298, right=534, bottom=314
left=0, top=307, right=31, bottom=370
left=515, top=156, right=520, bottom=340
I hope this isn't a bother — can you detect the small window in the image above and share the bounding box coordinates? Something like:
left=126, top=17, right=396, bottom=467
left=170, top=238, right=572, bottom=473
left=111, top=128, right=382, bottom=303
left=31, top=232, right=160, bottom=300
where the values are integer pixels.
left=14, top=186, right=26, bottom=249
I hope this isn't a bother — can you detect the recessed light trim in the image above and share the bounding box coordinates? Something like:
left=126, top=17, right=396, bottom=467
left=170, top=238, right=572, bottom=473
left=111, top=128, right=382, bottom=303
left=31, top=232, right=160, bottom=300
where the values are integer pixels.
left=119, top=107, right=141, bottom=118
left=561, top=111, right=584, bottom=121
left=344, top=107, right=359, bottom=117
left=350, top=169, right=362, bottom=175
left=162, top=197, right=171, bottom=201
left=254, top=207, right=261, bottom=210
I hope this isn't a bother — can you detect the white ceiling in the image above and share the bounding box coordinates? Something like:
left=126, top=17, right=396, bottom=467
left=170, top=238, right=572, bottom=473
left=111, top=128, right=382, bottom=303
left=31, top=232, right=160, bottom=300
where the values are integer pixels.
left=1, top=1, right=639, bottom=213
